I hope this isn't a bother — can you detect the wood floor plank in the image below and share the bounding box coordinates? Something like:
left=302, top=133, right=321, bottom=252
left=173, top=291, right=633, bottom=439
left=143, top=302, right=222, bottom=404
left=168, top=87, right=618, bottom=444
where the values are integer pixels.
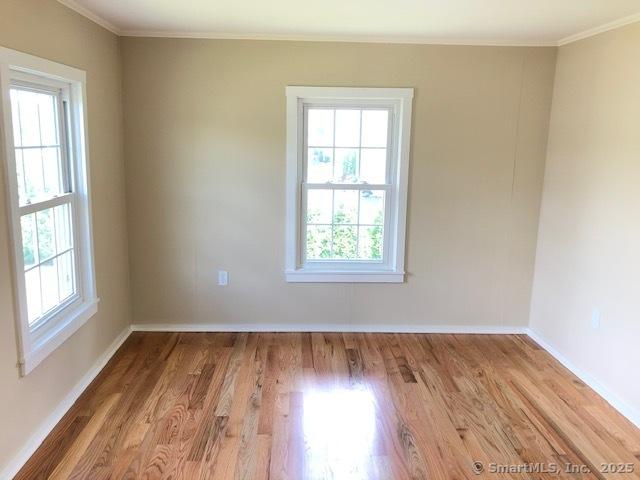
left=15, top=332, right=640, bottom=480
left=49, top=393, right=121, bottom=480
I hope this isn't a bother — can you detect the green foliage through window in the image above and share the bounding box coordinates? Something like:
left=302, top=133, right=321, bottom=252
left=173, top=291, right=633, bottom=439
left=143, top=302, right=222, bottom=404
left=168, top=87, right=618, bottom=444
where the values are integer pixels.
left=306, top=202, right=383, bottom=261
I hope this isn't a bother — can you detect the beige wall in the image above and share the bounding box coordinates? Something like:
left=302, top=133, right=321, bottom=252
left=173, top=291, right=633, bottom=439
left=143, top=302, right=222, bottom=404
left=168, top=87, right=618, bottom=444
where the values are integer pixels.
left=121, top=38, right=556, bottom=328
left=530, top=23, right=640, bottom=416
left=0, top=0, right=130, bottom=471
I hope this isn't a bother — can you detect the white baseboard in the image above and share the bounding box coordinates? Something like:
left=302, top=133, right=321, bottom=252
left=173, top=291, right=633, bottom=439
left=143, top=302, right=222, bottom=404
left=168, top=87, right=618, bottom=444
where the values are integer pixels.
left=526, top=328, right=640, bottom=429
left=131, top=323, right=528, bottom=334
left=0, top=325, right=132, bottom=480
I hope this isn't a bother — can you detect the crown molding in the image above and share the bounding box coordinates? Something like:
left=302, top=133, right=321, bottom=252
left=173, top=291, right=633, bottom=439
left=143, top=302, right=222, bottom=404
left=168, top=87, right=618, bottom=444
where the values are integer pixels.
left=558, top=12, right=640, bottom=45
left=57, top=0, right=121, bottom=35
left=56, top=0, right=640, bottom=47
left=118, top=30, right=558, bottom=47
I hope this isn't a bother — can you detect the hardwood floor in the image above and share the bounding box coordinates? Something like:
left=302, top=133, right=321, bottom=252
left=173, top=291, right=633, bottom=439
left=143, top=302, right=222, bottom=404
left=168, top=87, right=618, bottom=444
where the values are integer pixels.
left=16, top=332, right=640, bottom=479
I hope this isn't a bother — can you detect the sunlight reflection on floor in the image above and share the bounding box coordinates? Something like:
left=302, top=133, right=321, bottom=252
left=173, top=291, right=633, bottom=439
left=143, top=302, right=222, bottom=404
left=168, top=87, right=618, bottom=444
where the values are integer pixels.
left=303, top=388, right=377, bottom=480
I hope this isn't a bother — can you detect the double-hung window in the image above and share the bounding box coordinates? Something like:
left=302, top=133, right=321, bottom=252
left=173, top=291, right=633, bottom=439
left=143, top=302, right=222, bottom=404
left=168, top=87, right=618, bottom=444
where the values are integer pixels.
left=1, top=48, right=97, bottom=375
left=285, top=87, right=413, bottom=282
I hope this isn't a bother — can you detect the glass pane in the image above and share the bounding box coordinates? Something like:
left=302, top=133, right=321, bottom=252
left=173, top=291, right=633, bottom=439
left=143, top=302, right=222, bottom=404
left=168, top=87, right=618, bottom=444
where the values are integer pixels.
left=307, top=109, right=334, bottom=147
left=359, top=190, right=385, bottom=225
left=334, top=149, right=358, bottom=183
left=58, top=250, right=75, bottom=302
left=358, top=226, right=383, bottom=260
left=15, top=149, right=26, bottom=206
left=37, top=208, right=55, bottom=262
left=306, top=225, right=331, bottom=260
left=360, top=149, right=387, bottom=184
left=306, top=189, right=332, bottom=224
left=42, top=147, right=63, bottom=196
left=25, top=267, right=42, bottom=325
left=37, top=92, right=58, bottom=146
left=333, top=226, right=357, bottom=259
left=307, top=148, right=333, bottom=183
left=21, top=214, right=38, bottom=269
left=16, top=90, right=41, bottom=147
left=333, top=190, right=358, bottom=224
left=361, top=110, right=388, bottom=148
left=40, top=256, right=59, bottom=314
left=54, top=203, right=73, bottom=253
left=23, top=148, right=45, bottom=202
left=335, top=109, right=360, bottom=148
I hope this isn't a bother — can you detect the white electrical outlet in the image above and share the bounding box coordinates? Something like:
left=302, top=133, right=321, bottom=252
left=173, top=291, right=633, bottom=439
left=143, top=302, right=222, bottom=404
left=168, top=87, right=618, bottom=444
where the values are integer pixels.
left=218, top=270, right=229, bottom=286
left=591, top=308, right=601, bottom=329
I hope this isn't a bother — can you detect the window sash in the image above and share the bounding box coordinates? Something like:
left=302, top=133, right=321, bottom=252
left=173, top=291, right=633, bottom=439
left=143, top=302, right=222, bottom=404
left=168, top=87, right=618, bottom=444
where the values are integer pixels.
left=301, top=184, right=393, bottom=266
left=8, top=81, right=81, bottom=332
left=303, top=105, right=394, bottom=186
left=18, top=191, right=74, bottom=215
left=20, top=197, right=77, bottom=267
left=301, top=104, right=395, bottom=268
left=303, top=183, right=391, bottom=190
left=11, top=82, right=72, bottom=206
left=16, top=198, right=80, bottom=334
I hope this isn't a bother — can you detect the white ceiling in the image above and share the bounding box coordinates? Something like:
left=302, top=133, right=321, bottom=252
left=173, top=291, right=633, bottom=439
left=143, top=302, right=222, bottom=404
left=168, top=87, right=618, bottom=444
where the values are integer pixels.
left=59, top=0, right=640, bottom=46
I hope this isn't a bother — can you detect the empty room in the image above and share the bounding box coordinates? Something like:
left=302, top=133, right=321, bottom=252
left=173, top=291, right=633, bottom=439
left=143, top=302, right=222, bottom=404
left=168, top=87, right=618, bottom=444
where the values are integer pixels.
left=1, top=0, right=640, bottom=478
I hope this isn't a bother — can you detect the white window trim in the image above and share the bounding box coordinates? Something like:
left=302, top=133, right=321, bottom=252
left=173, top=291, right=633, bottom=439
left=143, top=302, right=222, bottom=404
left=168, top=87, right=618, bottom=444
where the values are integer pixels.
left=285, top=86, right=413, bottom=283
left=0, top=47, right=98, bottom=376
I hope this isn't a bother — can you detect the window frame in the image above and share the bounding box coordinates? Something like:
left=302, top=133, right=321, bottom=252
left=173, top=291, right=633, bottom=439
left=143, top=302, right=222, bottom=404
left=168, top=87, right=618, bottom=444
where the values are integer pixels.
left=285, top=86, right=413, bottom=283
left=0, top=47, right=98, bottom=376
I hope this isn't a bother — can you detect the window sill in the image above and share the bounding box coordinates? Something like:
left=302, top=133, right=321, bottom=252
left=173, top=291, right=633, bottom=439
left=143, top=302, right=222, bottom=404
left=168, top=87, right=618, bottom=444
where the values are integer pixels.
left=285, top=270, right=405, bottom=283
left=21, top=298, right=100, bottom=376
